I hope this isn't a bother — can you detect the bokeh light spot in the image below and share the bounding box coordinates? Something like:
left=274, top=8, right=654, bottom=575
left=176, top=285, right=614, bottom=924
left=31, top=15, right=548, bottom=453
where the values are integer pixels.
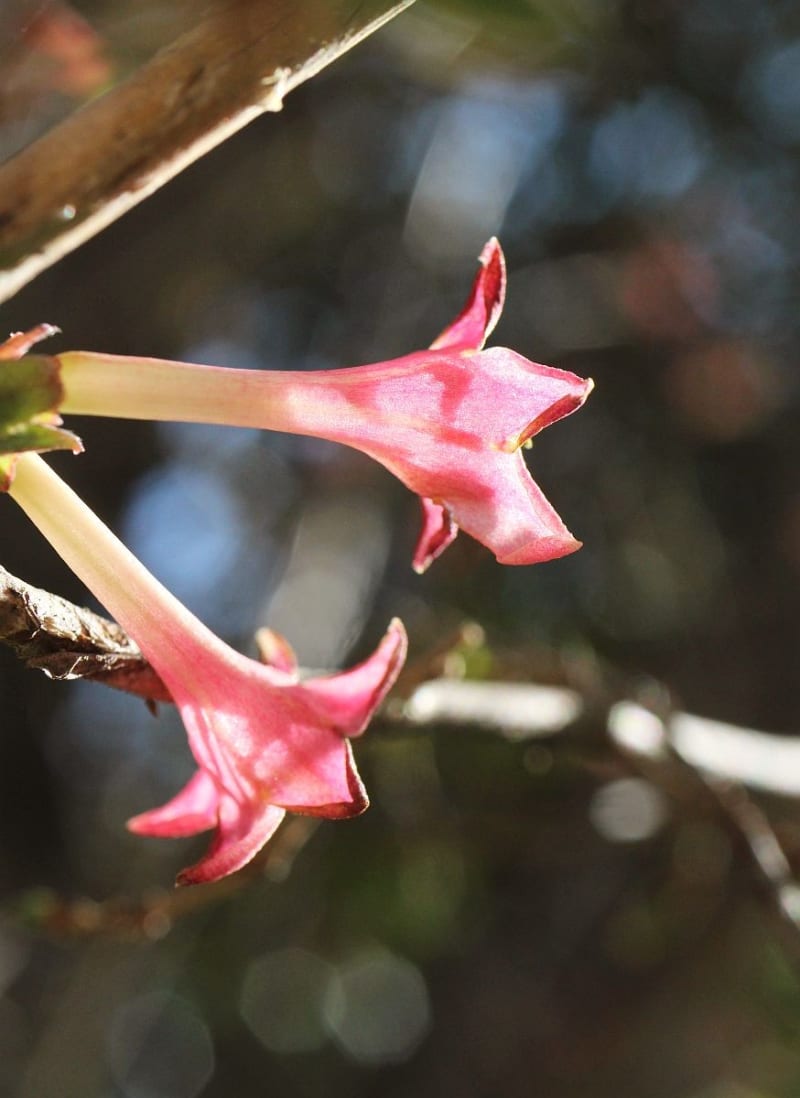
left=589, top=87, right=708, bottom=203
left=107, top=992, right=214, bottom=1098
left=323, top=947, right=431, bottom=1065
left=589, top=778, right=668, bottom=843
left=239, top=947, right=334, bottom=1054
left=745, top=40, right=800, bottom=144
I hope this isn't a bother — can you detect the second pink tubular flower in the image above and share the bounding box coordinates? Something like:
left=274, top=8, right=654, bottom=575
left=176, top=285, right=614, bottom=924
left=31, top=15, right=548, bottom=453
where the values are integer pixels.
left=8, top=454, right=406, bottom=885
left=55, top=239, right=594, bottom=571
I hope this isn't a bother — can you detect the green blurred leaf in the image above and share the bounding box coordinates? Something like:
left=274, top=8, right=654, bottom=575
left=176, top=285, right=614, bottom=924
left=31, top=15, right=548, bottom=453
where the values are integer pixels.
left=426, top=0, right=621, bottom=65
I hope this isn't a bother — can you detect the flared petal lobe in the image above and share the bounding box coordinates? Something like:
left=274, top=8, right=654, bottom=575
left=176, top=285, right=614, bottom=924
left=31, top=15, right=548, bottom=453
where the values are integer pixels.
left=128, top=769, right=220, bottom=838
left=300, top=618, right=407, bottom=737
left=178, top=798, right=286, bottom=886
left=127, top=766, right=285, bottom=887
left=413, top=497, right=458, bottom=574
left=430, top=237, right=506, bottom=352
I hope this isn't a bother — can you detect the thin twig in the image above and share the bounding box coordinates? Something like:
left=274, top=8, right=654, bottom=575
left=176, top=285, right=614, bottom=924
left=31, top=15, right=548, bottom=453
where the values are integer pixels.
left=0, top=0, right=415, bottom=305
left=2, top=816, right=319, bottom=939
left=614, top=698, right=800, bottom=959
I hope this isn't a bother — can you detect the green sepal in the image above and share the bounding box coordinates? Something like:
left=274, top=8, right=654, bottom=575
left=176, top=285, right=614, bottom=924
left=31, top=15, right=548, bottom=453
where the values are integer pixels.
left=0, top=420, right=82, bottom=456
left=0, top=355, right=63, bottom=427
left=0, top=355, right=82, bottom=489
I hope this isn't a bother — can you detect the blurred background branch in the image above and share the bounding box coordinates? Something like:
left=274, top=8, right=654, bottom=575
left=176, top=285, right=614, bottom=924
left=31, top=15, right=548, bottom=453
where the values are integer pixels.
left=0, top=0, right=415, bottom=305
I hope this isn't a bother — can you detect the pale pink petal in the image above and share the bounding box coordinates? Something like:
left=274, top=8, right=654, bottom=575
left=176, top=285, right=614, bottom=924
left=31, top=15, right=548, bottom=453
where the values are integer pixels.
left=300, top=618, right=407, bottom=738
left=174, top=692, right=351, bottom=812
left=269, top=721, right=356, bottom=807
left=506, top=382, right=596, bottom=451
left=176, top=798, right=286, bottom=886
left=127, top=769, right=219, bottom=838
left=430, top=238, right=506, bottom=352
left=412, top=497, right=458, bottom=574
left=283, top=740, right=369, bottom=819
left=451, top=448, right=582, bottom=566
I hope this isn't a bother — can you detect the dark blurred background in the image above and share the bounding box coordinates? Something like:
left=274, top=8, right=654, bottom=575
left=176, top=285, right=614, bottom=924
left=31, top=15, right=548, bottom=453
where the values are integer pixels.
left=2, top=1, right=800, bottom=1095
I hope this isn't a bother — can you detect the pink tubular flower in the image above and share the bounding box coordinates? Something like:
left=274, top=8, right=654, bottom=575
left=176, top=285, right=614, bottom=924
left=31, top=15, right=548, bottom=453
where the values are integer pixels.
left=8, top=454, right=406, bottom=884
left=54, top=239, right=593, bottom=570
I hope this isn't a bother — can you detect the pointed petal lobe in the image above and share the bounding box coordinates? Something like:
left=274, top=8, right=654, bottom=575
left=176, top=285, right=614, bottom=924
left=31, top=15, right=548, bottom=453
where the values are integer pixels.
left=412, top=497, right=458, bottom=574
left=430, top=238, right=506, bottom=351
left=452, top=448, right=581, bottom=566
left=300, top=618, right=407, bottom=737
left=282, top=740, right=369, bottom=819
left=176, top=799, right=286, bottom=886
left=127, top=769, right=219, bottom=838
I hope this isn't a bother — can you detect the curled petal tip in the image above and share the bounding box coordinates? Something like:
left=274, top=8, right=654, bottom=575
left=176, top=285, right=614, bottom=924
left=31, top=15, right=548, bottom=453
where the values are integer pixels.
left=498, top=533, right=583, bottom=567
left=175, top=866, right=209, bottom=888
left=430, top=238, right=507, bottom=352
left=412, top=497, right=458, bottom=573
left=370, top=617, right=408, bottom=701
left=383, top=617, right=408, bottom=672
left=174, top=804, right=286, bottom=887
left=386, top=616, right=408, bottom=654
left=473, top=237, right=506, bottom=344
left=285, top=740, right=370, bottom=819
left=504, top=374, right=594, bottom=451
left=299, top=617, right=407, bottom=739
